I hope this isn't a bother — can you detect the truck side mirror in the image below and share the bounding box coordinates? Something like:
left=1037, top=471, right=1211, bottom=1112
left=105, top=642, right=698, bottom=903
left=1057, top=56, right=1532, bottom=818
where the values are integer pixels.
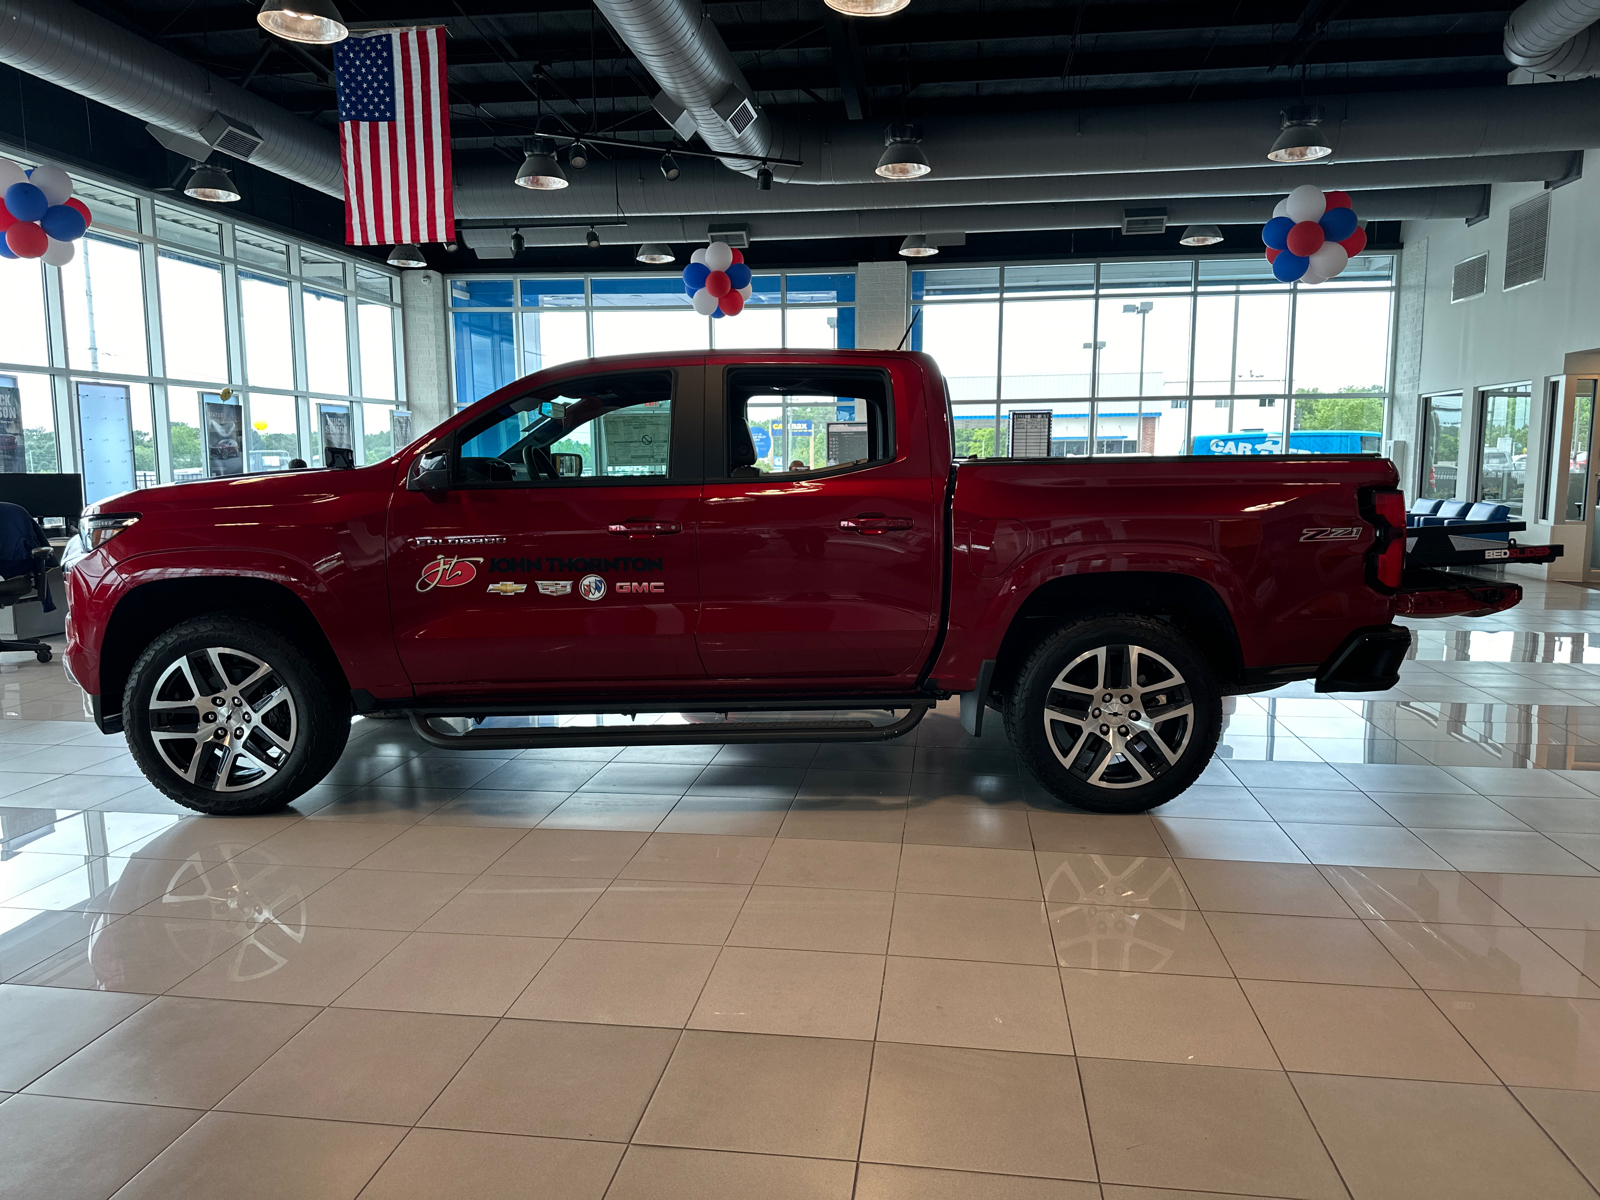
left=553, top=452, right=584, bottom=478
left=407, top=451, right=450, bottom=492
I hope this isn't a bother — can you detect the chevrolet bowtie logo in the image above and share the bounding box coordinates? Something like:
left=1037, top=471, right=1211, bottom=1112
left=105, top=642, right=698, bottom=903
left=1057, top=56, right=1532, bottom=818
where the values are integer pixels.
left=486, top=582, right=527, bottom=596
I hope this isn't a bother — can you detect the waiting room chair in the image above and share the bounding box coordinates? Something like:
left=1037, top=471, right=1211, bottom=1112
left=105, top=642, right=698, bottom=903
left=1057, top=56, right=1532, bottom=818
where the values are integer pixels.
left=1415, top=499, right=1473, bottom=526
left=0, top=500, right=58, bottom=664
left=1407, top=498, right=1444, bottom=526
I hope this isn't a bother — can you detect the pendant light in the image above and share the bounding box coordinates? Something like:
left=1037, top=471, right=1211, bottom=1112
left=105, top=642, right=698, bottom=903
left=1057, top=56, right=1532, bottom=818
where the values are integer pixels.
left=876, top=123, right=931, bottom=180
left=898, top=234, right=937, bottom=257
left=1178, top=224, right=1224, bottom=246
left=659, top=154, right=681, bottom=181
left=585, top=228, right=601, bottom=249
left=514, top=138, right=569, bottom=190
left=256, top=0, right=348, bottom=44
left=568, top=142, right=590, bottom=170
left=825, top=0, right=910, bottom=13
left=184, top=163, right=241, bottom=203
left=387, top=244, right=426, bottom=268
left=1267, top=106, right=1333, bottom=163
left=636, top=243, right=675, bottom=264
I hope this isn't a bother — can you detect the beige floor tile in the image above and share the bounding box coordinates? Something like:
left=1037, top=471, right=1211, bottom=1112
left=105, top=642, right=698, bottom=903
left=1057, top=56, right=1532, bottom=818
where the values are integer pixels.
left=352, top=824, right=528, bottom=875
left=688, top=946, right=883, bottom=1039
left=418, top=875, right=607, bottom=937
left=1243, top=979, right=1496, bottom=1083
left=1536, top=927, right=1600, bottom=981
left=859, top=1041, right=1094, bottom=1181
left=1374, top=793, right=1534, bottom=831
left=230, top=820, right=407, bottom=869
left=1279, top=822, right=1452, bottom=869
left=1412, top=828, right=1600, bottom=877
left=1037, top=851, right=1193, bottom=911
left=331, top=931, right=559, bottom=1016
left=115, top=814, right=303, bottom=863
left=1175, top=858, right=1355, bottom=918
left=896, top=844, right=1043, bottom=900
left=755, top=837, right=901, bottom=890
left=1154, top=817, right=1311, bottom=863
left=1513, top=1086, right=1600, bottom=1190
left=1294, top=1073, right=1598, bottom=1200
left=890, top=892, right=1055, bottom=965
left=727, top=885, right=895, bottom=954
left=218, top=1007, right=492, bottom=1125
left=857, top=1164, right=1100, bottom=1200
left=111, top=1110, right=406, bottom=1200
left=537, top=792, right=678, bottom=832
left=130, top=859, right=342, bottom=925
left=1062, top=969, right=1279, bottom=1069
left=25, top=996, right=316, bottom=1108
left=2, top=853, right=220, bottom=917
left=1251, top=788, right=1401, bottom=826
left=902, top=800, right=1033, bottom=850
left=605, top=1144, right=856, bottom=1200
left=1029, top=812, right=1170, bottom=857
left=422, top=1018, right=678, bottom=1139
left=568, top=881, right=748, bottom=945
left=419, top=791, right=570, bottom=828
left=506, top=939, right=719, bottom=1027
left=1463, top=872, right=1600, bottom=929
left=1206, top=911, right=1414, bottom=986
left=168, top=925, right=405, bottom=1006
left=480, top=828, right=649, bottom=878
left=1049, top=904, right=1232, bottom=976
left=616, top=833, right=773, bottom=885
left=1078, top=1057, right=1346, bottom=1199
left=358, top=1128, right=624, bottom=1200
left=1098, top=1189, right=1301, bottom=1200
left=1320, top=864, right=1519, bottom=925
left=0, top=1093, right=200, bottom=1200
left=1433, top=990, right=1600, bottom=1089
left=656, top=795, right=792, bottom=837
left=0, top=906, right=104, bottom=981
left=11, top=913, right=250, bottom=994
left=1369, top=920, right=1600, bottom=997
left=877, top=954, right=1074, bottom=1054
left=778, top=798, right=908, bottom=843
left=0, top=983, right=150, bottom=1090
left=634, top=1028, right=872, bottom=1158
left=298, top=867, right=475, bottom=931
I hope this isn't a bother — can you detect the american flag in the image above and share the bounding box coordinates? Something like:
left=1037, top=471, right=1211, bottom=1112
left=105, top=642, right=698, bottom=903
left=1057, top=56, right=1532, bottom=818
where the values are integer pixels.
left=334, top=28, right=454, bottom=247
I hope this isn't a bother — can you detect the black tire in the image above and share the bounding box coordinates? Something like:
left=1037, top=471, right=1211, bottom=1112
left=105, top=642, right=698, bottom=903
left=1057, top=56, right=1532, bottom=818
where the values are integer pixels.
left=123, top=614, right=349, bottom=815
left=1004, top=615, right=1222, bottom=814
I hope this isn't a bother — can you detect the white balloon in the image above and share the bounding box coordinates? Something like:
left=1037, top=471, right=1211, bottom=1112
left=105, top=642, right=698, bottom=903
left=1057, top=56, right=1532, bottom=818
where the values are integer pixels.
left=1272, top=198, right=1289, bottom=220
left=690, top=247, right=707, bottom=265
left=1308, top=242, right=1348, bottom=280
left=738, top=284, right=752, bottom=299
left=28, top=163, right=72, bottom=207
left=1285, top=184, right=1326, bottom=223
left=691, top=287, right=719, bottom=315
left=0, top=158, right=26, bottom=192
left=40, top=236, right=75, bottom=267
left=1301, top=271, right=1327, bottom=286
left=703, top=240, right=733, bottom=273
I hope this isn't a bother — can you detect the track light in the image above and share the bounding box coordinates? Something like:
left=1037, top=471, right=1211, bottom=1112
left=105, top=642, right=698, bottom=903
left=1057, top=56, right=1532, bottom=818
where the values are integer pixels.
left=511, top=230, right=525, bottom=255
left=876, top=123, right=931, bottom=180
left=756, top=166, right=773, bottom=191
left=660, top=154, right=680, bottom=181
left=568, top=142, right=590, bottom=170
left=585, top=228, right=600, bottom=249
left=824, top=0, right=910, bottom=13
left=183, top=163, right=241, bottom=203
left=1179, top=224, right=1224, bottom=247
left=387, top=244, right=426, bottom=268
left=1267, top=105, right=1333, bottom=163
left=898, top=234, right=937, bottom=257
left=514, top=138, right=569, bottom=190
left=636, top=243, right=675, bottom=264
left=256, top=0, right=347, bottom=44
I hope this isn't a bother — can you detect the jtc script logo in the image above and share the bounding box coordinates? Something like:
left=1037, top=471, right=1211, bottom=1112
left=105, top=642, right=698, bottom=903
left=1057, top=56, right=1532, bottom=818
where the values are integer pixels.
left=416, top=556, right=484, bottom=592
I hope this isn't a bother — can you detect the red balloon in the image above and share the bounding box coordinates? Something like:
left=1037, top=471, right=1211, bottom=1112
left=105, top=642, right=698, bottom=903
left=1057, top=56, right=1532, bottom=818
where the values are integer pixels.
left=1265, top=247, right=1282, bottom=263
left=719, top=288, right=745, bottom=316
left=705, top=269, right=731, bottom=297
left=1339, top=226, right=1368, bottom=256
left=0, top=200, right=13, bottom=232
left=1323, top=190, right=1353, bottom=211
left=65, top=197, right=91, bottom=228
left=6, top=222, right=46, bottom=258
left=728, top=247, right=743, bottom=264
left=1285, top=220, right=1325, bottom=257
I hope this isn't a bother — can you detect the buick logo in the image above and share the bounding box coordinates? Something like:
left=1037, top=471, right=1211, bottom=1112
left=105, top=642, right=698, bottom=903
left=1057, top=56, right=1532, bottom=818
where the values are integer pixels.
left=578, top=573, right=606, bottom=601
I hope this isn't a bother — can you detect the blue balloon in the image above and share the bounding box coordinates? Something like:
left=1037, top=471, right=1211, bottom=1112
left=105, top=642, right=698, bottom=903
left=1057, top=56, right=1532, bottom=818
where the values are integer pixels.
left=710, top=308, right=724, bottom=318
left=1271, top=251, right=1309, bottom=282
left=725, top=262, right=752, bottom=289
left=1261, top=215, right=1294, bottom=250
left=0, top=239, right=15, bottom=260
left=1318, top=205, right=1358, bottom=242
left=40, top=204, right=86, bottom=241
left=4, top=182, right=46, bottom=223
left=681, top=262, right=710, bottom=290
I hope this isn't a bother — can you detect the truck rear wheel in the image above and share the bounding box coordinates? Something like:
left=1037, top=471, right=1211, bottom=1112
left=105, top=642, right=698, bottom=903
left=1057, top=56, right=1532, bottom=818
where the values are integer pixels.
left=123, top=615, right=349, bottom=816
left=1004, top=615, right=1222, bottom=814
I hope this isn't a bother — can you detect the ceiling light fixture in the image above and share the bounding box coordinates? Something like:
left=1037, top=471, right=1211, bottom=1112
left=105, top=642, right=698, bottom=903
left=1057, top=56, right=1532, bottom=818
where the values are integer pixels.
left=1179, top=224, right=1224, bottom=246
left=756, top=166, right=773, bottom=191
left=1267, top=105, right=1333, bottom=163
left=824, top=0, right=910, bottom=14
left=636, top=243, right=675, bottom=264
left=585, top=227, right=601, bottom=249
left=898, top=233, right=937, bottom=257
left=256, top=0, right=348, bottom=44
left=660, top=154, right=680, bottom=181
left=568, top=142, right=590, bottom=170
left=511, top=230, right=525, bottom=255
left=386, top=244, right=426, bottom=268
left=876, top=123, right=931, bottom=180
left=514, top=138, right=569, bottom=190
left=183, top=163, right=241, bottom=203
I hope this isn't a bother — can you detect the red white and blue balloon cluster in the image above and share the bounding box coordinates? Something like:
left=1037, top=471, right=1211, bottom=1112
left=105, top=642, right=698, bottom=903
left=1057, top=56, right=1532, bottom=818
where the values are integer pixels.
left=0, top=158, right=91, bottom=266
left=682, top=240, right=753, bottom=318
left=1261, top=185, right=1367, bottom=285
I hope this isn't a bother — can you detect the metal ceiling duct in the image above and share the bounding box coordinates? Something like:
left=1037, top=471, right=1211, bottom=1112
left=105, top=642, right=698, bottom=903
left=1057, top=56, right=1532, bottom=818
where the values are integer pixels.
left=1505, top=0, right=1600, bottom=77
left=0, top=0, right=342, bottom=196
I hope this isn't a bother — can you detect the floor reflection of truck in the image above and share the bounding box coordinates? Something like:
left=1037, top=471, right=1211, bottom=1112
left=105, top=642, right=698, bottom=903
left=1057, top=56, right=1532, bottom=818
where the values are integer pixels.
left=1191, top=429, right=1382, bottom=456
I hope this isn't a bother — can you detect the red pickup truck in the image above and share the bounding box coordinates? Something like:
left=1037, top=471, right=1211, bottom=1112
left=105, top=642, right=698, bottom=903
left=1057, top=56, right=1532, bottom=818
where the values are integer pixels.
left=62, top=349, right=1520, bottom=818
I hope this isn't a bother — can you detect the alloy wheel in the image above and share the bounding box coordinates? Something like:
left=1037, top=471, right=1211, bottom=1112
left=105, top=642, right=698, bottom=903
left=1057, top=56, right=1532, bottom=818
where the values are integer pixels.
left=1041, top=642, right=1195, bottom=789
left=147, top=647, right=298, bottom=792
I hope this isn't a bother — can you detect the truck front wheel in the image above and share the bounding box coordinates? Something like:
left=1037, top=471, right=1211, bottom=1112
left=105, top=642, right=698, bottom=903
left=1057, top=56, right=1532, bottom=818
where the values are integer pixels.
left=1005, top=615, right=1222, bottom=814
left=123, top=615, right=349, bottom=816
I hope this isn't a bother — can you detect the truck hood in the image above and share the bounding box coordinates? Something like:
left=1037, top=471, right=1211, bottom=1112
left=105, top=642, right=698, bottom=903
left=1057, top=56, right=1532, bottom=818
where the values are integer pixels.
left=86, top=463, right=397, bottom=517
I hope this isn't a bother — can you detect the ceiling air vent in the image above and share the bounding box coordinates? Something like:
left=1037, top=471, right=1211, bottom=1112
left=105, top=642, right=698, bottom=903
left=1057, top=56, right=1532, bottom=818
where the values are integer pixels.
left=1122, top=207, right=1168, bottom=236
left=1451, top=254, right=1487, bottom=303
left=200, top=113, right=264, bottom=162
left=1503, top=193, right=1549, bottom=291
left=713, top=89, right=759, bottom=137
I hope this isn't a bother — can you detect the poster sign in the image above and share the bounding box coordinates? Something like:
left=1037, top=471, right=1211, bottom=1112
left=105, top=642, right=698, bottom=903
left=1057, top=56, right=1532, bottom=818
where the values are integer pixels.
left=750, top=424, right=772, bottom=458
left=203, top=396, right=243, bottom=477
left=1008, top=409, right=1054, bottom=458
left=0, top=383, right=23, bottom=473
left=391, top=409, right=413, bottom=448
left=826, top=421, right=869, bottom=466
left=319, top=407, right=352, bottom=461
left=600, top=407, right=670, bottom=470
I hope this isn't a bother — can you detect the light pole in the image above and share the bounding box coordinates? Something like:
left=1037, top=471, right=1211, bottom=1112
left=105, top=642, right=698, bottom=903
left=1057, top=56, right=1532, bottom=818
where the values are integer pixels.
left=1123, top=301, right=1153, bottom=395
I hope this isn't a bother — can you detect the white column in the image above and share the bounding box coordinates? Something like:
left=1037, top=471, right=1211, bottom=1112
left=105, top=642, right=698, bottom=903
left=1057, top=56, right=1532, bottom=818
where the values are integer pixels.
left=854, top=260, right=911, bottom=350
left=400, top=270, right=451, bottom=432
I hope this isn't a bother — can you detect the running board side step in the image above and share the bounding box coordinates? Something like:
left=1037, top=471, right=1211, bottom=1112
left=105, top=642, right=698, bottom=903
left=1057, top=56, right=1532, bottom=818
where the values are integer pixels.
left=408, top=704, right=933, bottom=752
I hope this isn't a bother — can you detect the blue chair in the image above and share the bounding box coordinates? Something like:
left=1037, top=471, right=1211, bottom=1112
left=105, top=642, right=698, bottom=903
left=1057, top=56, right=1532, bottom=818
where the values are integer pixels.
left=1416, top=499, right=1473, bottom=526
left=1451, top=501, right=1512, bottom=540
left=1406, top=498, right=1444, bottom=527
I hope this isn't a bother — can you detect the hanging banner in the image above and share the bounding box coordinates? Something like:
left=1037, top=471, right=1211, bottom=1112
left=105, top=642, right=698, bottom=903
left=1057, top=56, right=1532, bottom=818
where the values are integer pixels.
left=203, top=396, right=243, bottom=477
left=319, top=407, right=352, bottom=459
left=0, top=383, right=24, bottom=472
left=391, top=409, right=413, bottom=448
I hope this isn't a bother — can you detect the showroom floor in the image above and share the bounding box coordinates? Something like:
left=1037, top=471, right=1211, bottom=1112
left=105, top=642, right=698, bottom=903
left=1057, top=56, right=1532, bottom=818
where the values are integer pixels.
left=2, top=583, right=1600, bottom=1199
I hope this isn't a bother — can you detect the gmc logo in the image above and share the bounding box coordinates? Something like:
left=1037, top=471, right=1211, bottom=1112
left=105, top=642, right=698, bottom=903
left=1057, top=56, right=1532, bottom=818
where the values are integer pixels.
left=1300, top=527, right=1362, bottom=542
left=616, top=581, right=665, bottom=594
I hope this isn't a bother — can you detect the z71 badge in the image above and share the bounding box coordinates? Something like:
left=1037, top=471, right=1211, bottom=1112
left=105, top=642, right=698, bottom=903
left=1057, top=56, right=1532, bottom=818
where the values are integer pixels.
left=1300, top=527, right=1362, bottom=542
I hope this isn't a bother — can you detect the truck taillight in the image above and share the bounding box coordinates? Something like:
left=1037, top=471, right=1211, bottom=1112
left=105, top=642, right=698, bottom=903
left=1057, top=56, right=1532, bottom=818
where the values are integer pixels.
left=1363, top=488, right=1406, bottom=590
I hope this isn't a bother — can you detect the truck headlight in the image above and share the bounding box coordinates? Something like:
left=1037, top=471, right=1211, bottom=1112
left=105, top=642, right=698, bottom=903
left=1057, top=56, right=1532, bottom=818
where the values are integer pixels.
left=82, top=513, right=140, bottom=552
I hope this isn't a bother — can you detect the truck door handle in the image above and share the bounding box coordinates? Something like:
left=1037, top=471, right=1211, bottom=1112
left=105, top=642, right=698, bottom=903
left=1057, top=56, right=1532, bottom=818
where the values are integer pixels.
left=840, top=514, right=913, bottom=535
left=608, top=520, right=681, bottom=537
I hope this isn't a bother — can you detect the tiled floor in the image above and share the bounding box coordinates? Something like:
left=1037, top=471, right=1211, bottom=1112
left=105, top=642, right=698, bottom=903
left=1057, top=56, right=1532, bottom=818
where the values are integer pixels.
left=2, top=577, right=1600, bottom=1198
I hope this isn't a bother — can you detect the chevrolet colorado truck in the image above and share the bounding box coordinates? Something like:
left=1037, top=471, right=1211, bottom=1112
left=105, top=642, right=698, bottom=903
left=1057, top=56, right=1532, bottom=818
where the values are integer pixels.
left=62, top=349, right=1523, bottom=817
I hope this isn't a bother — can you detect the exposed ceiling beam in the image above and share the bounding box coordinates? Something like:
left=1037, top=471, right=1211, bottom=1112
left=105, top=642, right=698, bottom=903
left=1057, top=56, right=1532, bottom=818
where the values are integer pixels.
left=821, top=8, right=869, bottom=120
